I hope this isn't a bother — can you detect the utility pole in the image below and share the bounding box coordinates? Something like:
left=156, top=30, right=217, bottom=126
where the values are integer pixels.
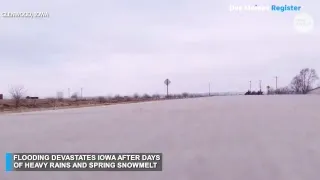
left=249, top=81, right=252, bottom=91
left=209, top=83, right=211, bottom=96
left=81, top=88, right=83, bottom=98
left=68, top=88, right=70, bottom=98
left=259, top=80, right=262, bottom=91
left=275, top=76, right=278, bottom=90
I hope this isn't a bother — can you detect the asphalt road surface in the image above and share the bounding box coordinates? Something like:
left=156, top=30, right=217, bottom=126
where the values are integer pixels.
left=1, top=95, right=320, bottom=180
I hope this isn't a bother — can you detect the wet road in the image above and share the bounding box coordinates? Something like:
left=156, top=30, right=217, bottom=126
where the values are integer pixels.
left=1, top=95, right=320, bottom=180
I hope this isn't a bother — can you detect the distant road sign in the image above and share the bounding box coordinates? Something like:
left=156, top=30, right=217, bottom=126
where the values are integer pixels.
left=164, top=79, right=171, bottom=86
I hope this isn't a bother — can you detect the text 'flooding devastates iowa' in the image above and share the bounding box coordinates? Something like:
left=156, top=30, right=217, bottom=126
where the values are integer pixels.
left=15, top=154, right=161, bottom=169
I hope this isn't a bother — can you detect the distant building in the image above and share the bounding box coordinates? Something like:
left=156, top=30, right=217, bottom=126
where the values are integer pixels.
left=308, top=87, right=320, bottom=95
left=26, top=96, right=39, bottom=99
left=0, top=94, right=3, bottom=99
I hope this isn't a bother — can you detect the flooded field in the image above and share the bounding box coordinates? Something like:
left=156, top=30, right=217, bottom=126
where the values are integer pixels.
left=1, top=95, right=320, bottom=180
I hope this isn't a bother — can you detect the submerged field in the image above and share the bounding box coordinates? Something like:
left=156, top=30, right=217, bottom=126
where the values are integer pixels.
left=0, top=95, right=320, bottom=180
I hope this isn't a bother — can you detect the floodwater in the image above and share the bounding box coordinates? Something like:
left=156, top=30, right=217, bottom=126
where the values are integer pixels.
left=1, top=95, right=320, bottom=180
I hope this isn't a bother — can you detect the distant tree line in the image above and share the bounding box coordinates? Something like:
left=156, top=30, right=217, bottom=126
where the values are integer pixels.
left=245, top=90, right=263, bottom=95
left=267, top=68, right=319, bottom=95
left=3, top=86, right=211, bottom=109
left=4, top=68, right=319, bottom=110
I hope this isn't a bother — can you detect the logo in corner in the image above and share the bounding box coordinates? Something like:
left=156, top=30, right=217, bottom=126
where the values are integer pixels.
left=294, top=13, right=314, bottom=33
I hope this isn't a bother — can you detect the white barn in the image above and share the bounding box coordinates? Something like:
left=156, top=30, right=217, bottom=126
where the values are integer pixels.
left=308, top=87, right=320, bottom=95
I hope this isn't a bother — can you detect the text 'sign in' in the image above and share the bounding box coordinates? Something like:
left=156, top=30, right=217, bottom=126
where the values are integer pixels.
left=5, top=153, right=162, bottom=171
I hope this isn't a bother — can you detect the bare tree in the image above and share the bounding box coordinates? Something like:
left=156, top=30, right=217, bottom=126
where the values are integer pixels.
left=290, top=75, right=303, bottom=94
left=275, top=86, right=294, bottom=94
left=9, top=86, right=26, bottom=108
left=182, top=92, right=189, bottom=98
left=151, top=94, right=160, bottom=99
left=133, top=93, right=140, bottom=99
left=267, top=87, right=276, bottom=95
left=142, top=94, right=151, bottom=99
left=113, top=94, right=123, bottom=102
left=290, top=68, right=319, bottom=94
left=123, top=96, right=132, bottom=102
left=71, top=92, right=79, bottom=99
left=48, top=98, right=57, bottom=108
left=97, top=96, right=107, bottom=103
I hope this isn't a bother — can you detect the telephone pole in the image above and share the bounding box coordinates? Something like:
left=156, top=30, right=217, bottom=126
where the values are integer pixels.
left=209, top=83, right=211, bottom=96
left=275, top=76, right=278, bottom=90
left=81, top=88, right=83, bottom=98
left=259, top=80, right=262, bottom=91
left=68, top=88, right=70, bottom=98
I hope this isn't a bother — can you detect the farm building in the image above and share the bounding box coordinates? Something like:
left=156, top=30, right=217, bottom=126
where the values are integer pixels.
left=308, top=87, right=320, bottom=95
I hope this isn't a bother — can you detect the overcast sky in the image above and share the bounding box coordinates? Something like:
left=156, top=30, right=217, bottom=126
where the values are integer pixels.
left=0, top=0, right=319, bottom=97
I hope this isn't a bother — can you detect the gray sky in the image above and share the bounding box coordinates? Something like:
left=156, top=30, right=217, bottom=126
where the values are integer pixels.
left=0, top=0, right=319, bottom=97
